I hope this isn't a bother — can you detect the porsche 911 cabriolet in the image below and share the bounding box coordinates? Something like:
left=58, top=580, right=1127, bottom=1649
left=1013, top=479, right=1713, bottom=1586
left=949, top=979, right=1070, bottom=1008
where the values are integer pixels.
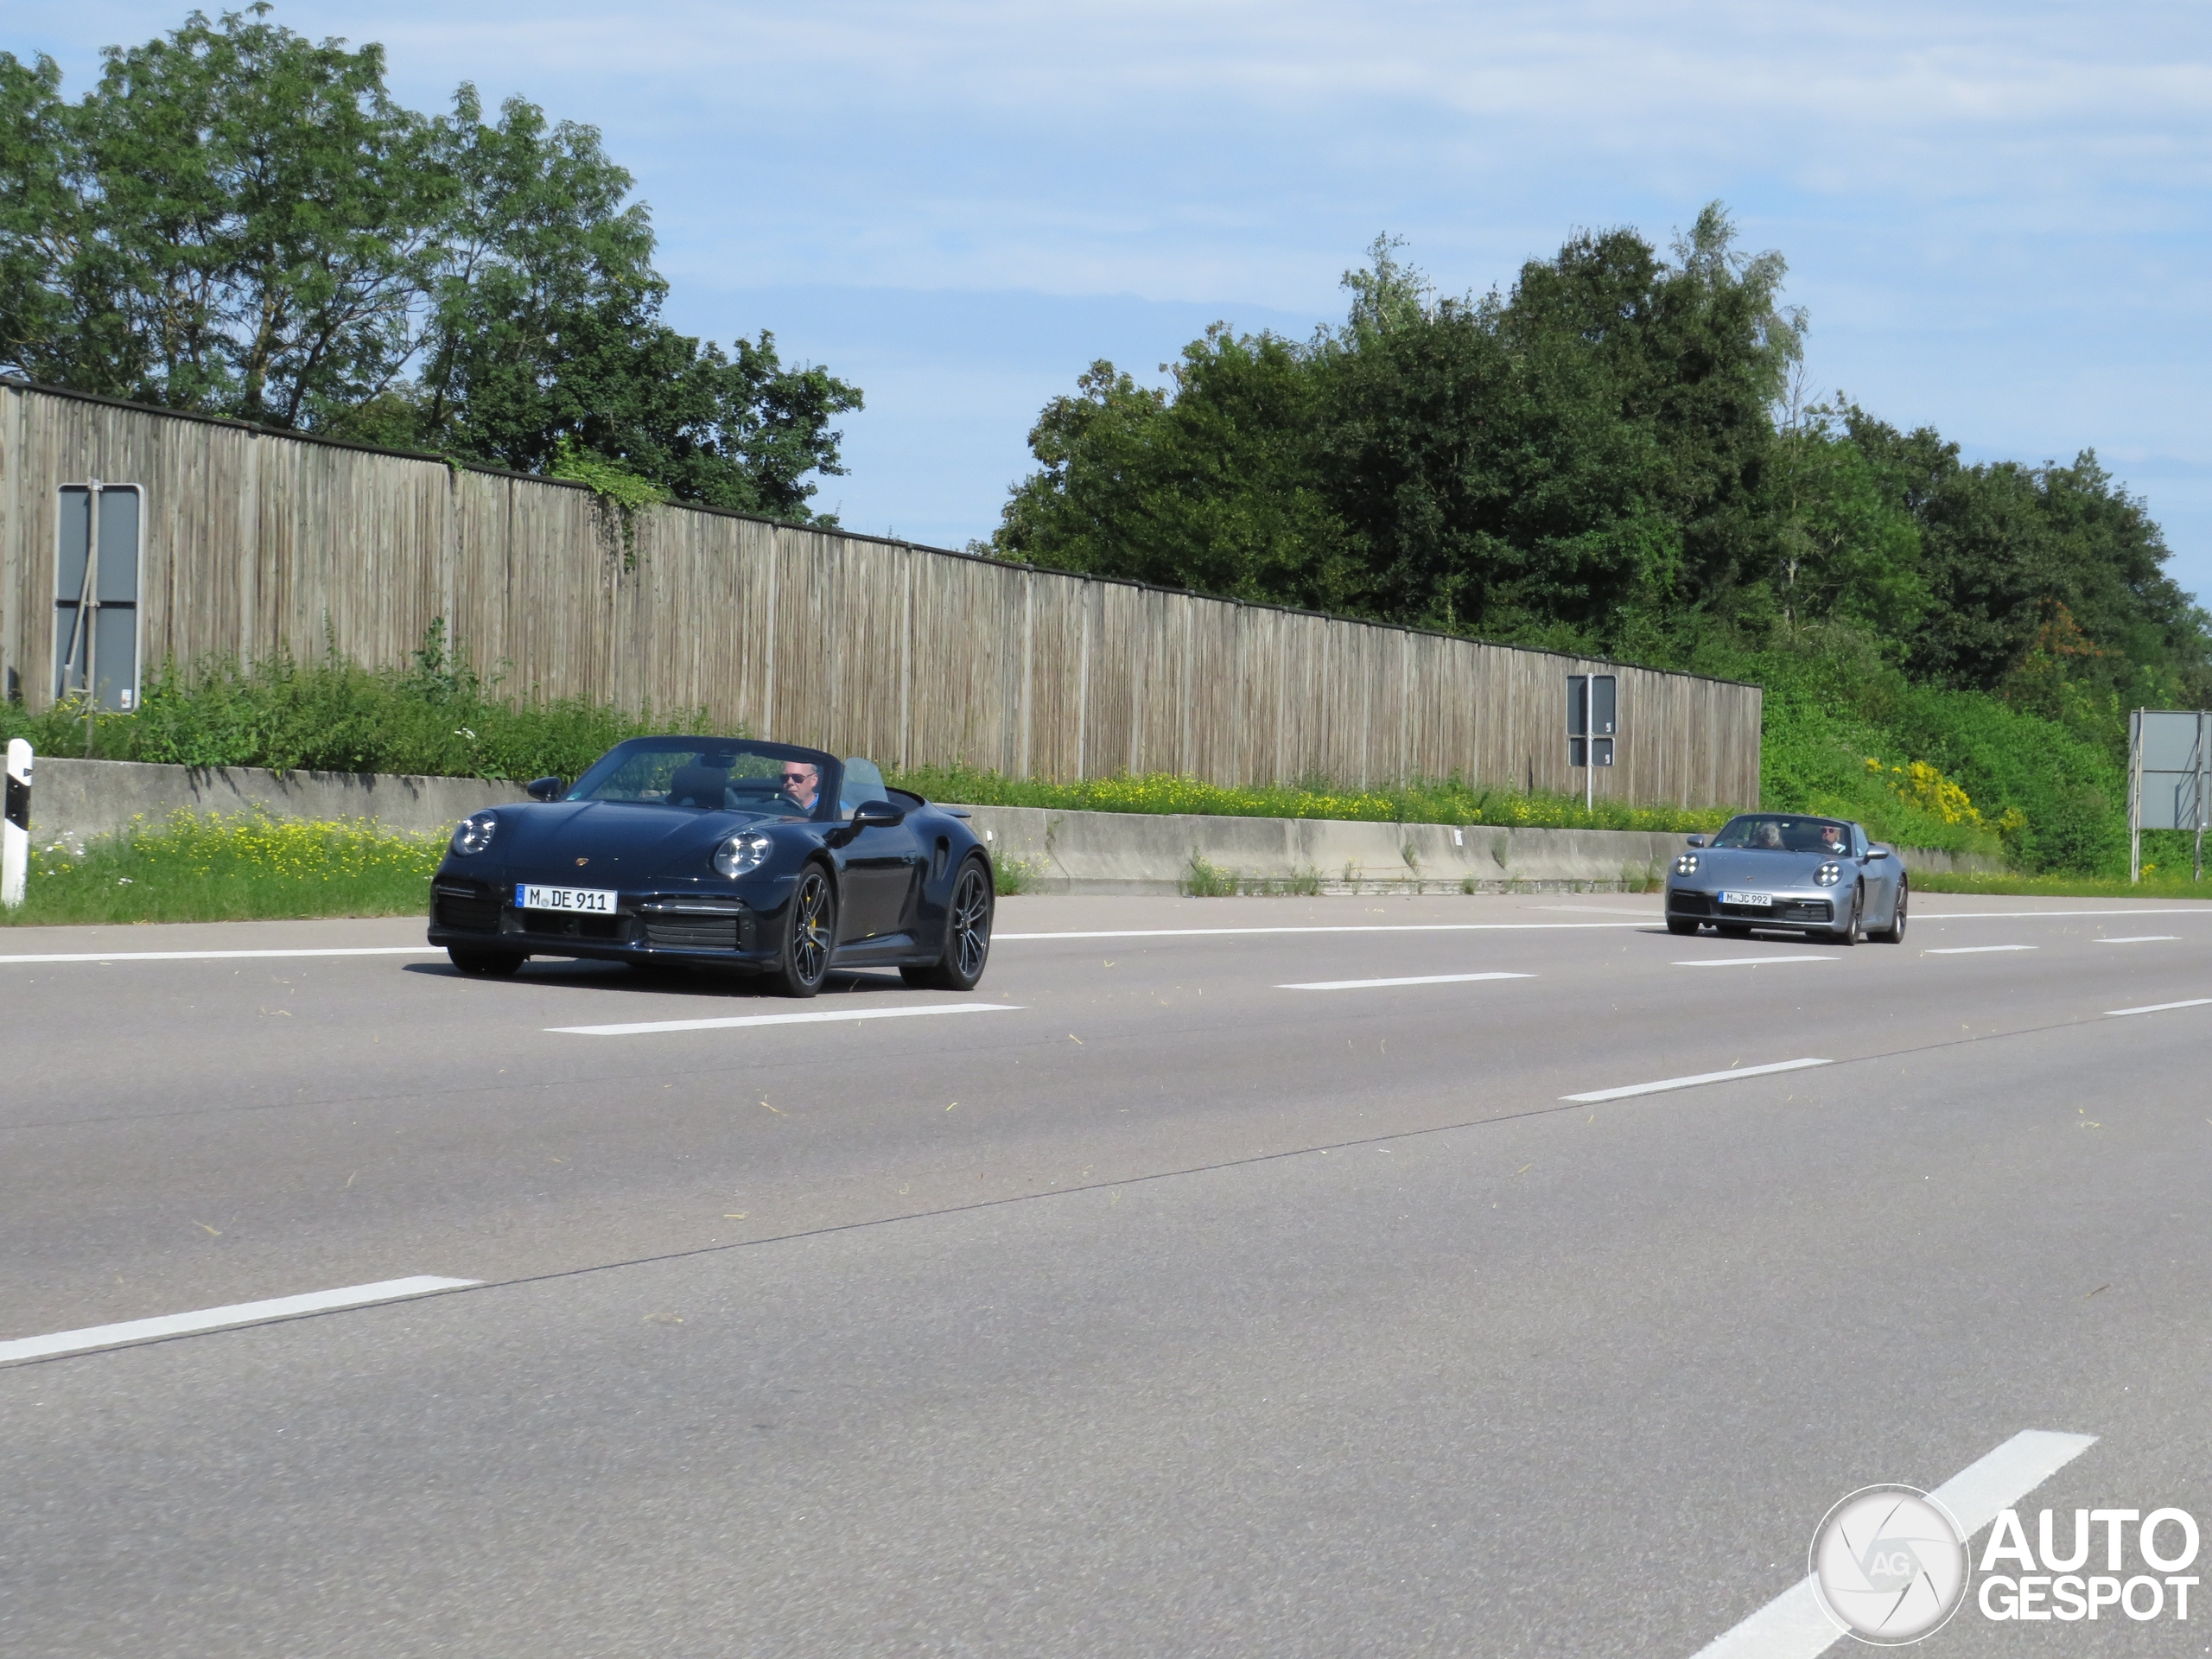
left=426, top=737, right=995, bottom=995
left=1662, top=812, right=1907, bottom=944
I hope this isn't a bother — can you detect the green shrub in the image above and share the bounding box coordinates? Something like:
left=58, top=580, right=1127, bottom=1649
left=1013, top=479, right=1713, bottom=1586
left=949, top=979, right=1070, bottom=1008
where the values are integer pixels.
left=5, top=810, right=442, bottom=925
left=2, top=625, right=701, bottom=783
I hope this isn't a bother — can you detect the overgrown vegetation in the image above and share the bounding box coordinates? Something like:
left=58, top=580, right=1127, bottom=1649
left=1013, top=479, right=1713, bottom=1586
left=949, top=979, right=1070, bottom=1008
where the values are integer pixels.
left=0, top=626, right=698, bottom=781
left=979, top=211, right=2212, bottom=877
left=899, top=762, right=1730, bottom=836
left=0, top=6, right=861, bottom=518
left=3, top=810, right=441, bottom=925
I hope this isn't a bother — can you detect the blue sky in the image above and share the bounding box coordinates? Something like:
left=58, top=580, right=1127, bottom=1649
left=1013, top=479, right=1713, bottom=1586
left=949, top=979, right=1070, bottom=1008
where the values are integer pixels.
left=23, top=2, right=2212, bottom=603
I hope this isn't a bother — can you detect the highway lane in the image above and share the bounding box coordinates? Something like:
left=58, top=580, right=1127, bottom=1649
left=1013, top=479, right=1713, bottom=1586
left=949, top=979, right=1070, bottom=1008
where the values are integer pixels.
left=3, top=891, right=2212, bottom=1655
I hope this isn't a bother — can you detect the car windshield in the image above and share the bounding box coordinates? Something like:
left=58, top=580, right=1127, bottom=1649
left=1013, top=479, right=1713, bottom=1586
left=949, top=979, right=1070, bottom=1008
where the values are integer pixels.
left=1711, top=814, right=1853, bottom=855
left=566, top=738, right=841, bottom=817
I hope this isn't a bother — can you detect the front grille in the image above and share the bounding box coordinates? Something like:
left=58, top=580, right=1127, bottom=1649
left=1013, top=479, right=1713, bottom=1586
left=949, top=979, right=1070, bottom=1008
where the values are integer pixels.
left=639, top=897, right=746, bottom=951
left=432, top=881, right=499, bottom=932
left=527, top=913, right=626, bottom=942
left=1715, top=898, right=1833, bottom=924
left=1668, top=891, right=1712, bottom=916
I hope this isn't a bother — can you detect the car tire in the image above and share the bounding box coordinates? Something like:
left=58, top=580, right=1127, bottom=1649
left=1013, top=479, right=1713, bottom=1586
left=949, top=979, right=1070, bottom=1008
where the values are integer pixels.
left=1834, top=885, right=1863, bottom=946
left=902, top=855, right=995, bottom=991
left=1870, top=880, right=1908, bottom=944
left=449, top=946, right=524, bottom=976
left=1665, top=916, right=1699, bottom=936
left=766, top=864, right=836, bottom=997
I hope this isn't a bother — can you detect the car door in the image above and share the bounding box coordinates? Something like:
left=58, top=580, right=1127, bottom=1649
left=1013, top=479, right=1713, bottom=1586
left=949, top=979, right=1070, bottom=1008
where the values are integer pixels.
left=1854, top=824, right=1894, bottom=920
left=837, top=812, right=924, bottom=940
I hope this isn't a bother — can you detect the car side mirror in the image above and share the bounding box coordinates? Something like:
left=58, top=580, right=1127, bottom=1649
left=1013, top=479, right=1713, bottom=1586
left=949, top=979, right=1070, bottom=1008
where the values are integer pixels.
left=1866, top=845, right=1891, bottom=860
left=828, top=798, right=904, bottom=847
left=525, top=776, right=566, bottom=802
left=1686, top=835, right=1707, bottom=849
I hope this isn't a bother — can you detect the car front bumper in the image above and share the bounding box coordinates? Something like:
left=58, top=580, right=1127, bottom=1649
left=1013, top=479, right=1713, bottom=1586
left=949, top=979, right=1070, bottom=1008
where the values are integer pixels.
left=427, top=869, right=798, bottom=967
left=1665, top=883, right=1838, bottom=930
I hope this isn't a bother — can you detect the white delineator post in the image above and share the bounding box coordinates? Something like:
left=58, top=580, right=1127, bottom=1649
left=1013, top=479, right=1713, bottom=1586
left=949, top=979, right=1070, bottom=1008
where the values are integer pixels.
left=3, top=740, right=29, bottom=909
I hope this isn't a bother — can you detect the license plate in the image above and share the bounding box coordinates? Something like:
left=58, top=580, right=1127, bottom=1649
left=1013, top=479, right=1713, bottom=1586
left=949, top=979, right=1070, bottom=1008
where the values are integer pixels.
left=517, top=884, right=617, bottom=914
left=1720, top=890, right=1774, bottom=907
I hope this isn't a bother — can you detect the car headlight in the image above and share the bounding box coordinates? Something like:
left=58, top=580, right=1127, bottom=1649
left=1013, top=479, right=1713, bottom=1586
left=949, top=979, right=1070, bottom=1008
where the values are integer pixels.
left=450, top=811, right=498, bottom=855
left=1673, top=854, right=1699, bottom=875
left=713, top=831, right=772, bottom=878
left=1815, top=861, right=1843, bottom=886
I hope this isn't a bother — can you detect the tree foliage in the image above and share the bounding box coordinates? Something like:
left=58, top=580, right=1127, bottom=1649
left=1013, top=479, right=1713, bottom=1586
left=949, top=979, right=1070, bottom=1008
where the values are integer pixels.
left=0, top=6, right=859, bottom=520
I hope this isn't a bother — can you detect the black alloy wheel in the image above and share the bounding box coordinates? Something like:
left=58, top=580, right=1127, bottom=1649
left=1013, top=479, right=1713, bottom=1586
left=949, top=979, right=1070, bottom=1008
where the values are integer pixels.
left=903, top=855, right=995, bottom=990
left=1872, top=879, right=1909, bottom=944
left=1665, top=915, right=1699, bottom=936
left=769, top=865, right=836, bottom=997
left=449, top=947, right=524, bottom=976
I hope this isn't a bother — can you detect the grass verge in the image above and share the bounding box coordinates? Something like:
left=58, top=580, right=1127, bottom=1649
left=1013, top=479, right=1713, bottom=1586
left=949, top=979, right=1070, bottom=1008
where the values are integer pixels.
left=4, top=811, right=440, bottom=926
left=893, top=763, right=1729, bottom=836
left=1909, top=868, right=2212, bottom=902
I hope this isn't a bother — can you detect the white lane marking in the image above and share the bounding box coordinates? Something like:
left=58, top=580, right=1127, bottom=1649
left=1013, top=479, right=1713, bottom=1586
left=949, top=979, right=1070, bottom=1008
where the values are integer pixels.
left=2105, top=997, right=2212, bottom=1018
left=1922, top=944, right=2036, bottom=955
left=1563, top=1058, right=1830, bottom=1103
left=1915, top=906, right=2210, bottom=918
left=996, top=922, right=1649, bottom=940
left=1279, top=971, right=1535, bottom=991
left=2097, top=935, right=2179, bottom=944
left=551, top=1002, right=1022, bottom=1037
left=0, top=945, right=441, bottom=966
left=1674, top=956, right=1834, bottom=969
left=1688, top=1428, right=2096, bottom=1659
left=0, top=1276, right=480, bottom=1366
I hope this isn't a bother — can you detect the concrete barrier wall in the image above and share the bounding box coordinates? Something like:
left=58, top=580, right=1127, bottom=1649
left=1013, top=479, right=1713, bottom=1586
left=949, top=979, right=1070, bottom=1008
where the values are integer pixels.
left=27, top=756, right=526, bottom=850
left=957, top=804, right=2005, bottom=894
left=20, top=755, right=2002, bottom=890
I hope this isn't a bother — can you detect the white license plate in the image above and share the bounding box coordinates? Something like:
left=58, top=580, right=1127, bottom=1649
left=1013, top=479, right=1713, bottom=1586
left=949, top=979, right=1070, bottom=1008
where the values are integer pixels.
left=1720, top=890, right=1774, bottom=907
left=517, top=884, right=617, bottom=914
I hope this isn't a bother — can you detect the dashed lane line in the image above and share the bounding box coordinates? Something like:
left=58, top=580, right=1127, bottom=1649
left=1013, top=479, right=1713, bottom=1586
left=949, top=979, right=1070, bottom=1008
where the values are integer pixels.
left=2104, top=997, right=2212, bottom=1018
left=0, top=1277, right=480, bottom=1367
left=1561, top=1058, right=1831, bottom=1103
left=2096, top=935, right=2178, bottom=944
left=1689, top=1429, right=2098, bottom=1658
left=1923, top=945, right=2037, bottom=955
left=0, top=945, right=442, bottom=966
left=1278, top=972, right=1535, bottom=991
left=550, top=1002, right=1024, bottom=1037
left=1673, top=957, right=1834, bottom=969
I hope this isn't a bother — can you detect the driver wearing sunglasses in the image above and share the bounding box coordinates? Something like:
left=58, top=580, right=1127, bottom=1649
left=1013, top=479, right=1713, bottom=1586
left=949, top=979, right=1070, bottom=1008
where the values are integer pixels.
left=779, top=762, right=821, bottom=812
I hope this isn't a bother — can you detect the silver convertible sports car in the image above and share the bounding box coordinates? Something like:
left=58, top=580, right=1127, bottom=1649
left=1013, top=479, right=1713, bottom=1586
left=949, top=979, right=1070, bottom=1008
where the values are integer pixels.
left=1662, top=813, right=1907, bottom=944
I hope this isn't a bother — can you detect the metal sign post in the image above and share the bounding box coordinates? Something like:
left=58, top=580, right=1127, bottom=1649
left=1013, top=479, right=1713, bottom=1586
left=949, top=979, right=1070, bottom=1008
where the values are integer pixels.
left=2128, top=708, right=2210, bottom=882
left=3, top=739, right=29, bottom=910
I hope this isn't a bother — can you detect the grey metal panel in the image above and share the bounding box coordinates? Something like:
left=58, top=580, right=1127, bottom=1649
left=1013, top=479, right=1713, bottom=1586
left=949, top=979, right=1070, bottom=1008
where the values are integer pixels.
left=2139, top=710, right=2205, bottom=774
left=96, top=486, right=139, bottom=604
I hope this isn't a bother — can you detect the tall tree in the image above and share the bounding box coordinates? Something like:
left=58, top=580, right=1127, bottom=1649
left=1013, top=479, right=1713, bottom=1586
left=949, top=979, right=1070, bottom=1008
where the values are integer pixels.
left=0, top=7, right=860, bottom=520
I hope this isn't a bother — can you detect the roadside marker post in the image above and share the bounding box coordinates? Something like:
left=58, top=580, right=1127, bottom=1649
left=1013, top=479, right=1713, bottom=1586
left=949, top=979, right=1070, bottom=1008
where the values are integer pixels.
left=3, top=740, right=29, bottom=909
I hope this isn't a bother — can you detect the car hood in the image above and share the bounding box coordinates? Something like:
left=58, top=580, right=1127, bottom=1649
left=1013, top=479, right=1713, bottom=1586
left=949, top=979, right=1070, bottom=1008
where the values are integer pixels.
left=485, top=799, right=793, bottom=881
left=1680, top=847, right=1838, bottom=886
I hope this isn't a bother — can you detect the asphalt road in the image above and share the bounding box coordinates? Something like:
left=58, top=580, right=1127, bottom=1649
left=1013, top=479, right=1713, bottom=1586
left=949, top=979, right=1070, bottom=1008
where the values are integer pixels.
left=4, top=890, right=2212, bottom=1656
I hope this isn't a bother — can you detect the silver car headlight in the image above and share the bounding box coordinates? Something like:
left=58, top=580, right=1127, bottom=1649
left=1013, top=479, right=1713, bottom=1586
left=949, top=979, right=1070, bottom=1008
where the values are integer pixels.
left=713, top=831, right=772, bottom=878
left=1674, top=854, right=1699, bottom=875
left=450, top=811, right=498, bottom=855
left=1815, top=861, right=1843, bottom=886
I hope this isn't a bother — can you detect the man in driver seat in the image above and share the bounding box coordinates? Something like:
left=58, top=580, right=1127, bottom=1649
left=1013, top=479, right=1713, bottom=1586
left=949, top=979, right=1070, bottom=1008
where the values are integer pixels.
left=779, top=760, right=822, bottom=812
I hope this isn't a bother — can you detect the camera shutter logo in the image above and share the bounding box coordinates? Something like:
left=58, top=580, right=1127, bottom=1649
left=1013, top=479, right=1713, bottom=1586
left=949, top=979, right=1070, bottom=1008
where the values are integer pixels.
left=1810, top=1484, right=1970, bottom=1643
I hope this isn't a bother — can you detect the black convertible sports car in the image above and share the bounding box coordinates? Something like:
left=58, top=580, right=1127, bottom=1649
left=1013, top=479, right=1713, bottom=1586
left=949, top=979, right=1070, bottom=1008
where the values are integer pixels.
left=426, top=736, right=995, bottom=995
